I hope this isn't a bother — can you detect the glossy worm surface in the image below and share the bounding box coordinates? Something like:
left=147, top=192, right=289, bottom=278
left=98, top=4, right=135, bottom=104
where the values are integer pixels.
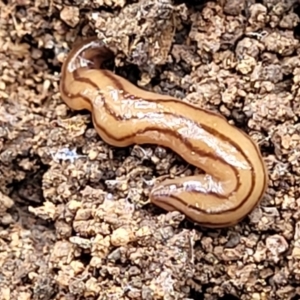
left=60, top=37, right=268, bottom=228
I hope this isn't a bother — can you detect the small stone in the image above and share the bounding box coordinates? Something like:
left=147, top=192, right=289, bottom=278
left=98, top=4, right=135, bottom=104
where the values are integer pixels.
left=111, top=227, right=135, bottom=246
left=60, top=6, right=80, bottom=28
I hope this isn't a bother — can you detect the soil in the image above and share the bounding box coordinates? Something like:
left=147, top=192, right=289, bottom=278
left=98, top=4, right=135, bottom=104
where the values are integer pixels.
left=1, top=0, right=300, bottom=299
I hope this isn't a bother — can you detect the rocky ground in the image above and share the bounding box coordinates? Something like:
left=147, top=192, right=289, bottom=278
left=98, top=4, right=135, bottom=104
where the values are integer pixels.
left=1, top=0, right=300, bottom=299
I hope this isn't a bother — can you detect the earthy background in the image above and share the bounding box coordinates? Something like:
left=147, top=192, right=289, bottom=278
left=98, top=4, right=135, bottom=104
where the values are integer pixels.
left=1, top=0, right=300, bottom=299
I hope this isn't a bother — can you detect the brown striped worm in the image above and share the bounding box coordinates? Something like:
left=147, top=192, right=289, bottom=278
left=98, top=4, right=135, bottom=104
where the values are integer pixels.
left=59, top=37, right=268, bottom=228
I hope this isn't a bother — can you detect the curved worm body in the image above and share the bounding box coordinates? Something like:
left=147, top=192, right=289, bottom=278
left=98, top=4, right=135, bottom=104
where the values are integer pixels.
left=59, top=37, right=268, bottom=228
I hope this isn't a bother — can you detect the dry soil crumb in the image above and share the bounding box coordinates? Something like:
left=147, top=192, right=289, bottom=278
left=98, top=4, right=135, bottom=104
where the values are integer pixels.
left=1, top=0, right=300, bottom=299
